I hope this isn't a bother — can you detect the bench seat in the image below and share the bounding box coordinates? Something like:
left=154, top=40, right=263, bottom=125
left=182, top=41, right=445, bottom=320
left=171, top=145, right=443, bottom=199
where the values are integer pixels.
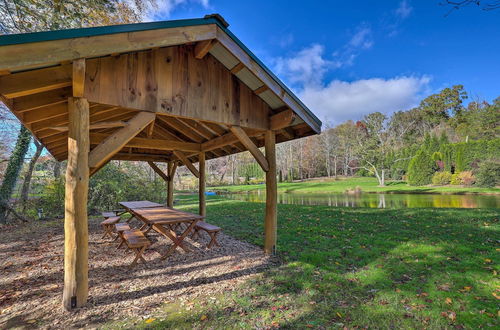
left=192, top=221, right=221, bottom=248
left=122, top=229, right=151, bottom=267
left=100, top=216, right=121, bottom=239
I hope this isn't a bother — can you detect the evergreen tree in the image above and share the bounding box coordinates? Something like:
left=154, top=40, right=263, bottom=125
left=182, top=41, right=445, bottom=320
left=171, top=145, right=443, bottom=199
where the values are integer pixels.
left=407, top=149, right=436, bottom=186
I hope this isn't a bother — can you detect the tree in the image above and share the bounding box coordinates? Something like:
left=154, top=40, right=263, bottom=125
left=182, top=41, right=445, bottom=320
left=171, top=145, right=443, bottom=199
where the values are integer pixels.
left=443, top=1, right=500, bottom=12
left=0, top=126, right=31, bottom=221
left=0, top=0, right=155, bottom=220
left=407, top=149, right=436, bottom=186
left=20, top=141, right=44, bottom=211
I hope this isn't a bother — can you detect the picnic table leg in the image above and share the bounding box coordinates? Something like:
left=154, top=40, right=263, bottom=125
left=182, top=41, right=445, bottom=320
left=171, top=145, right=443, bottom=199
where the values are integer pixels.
left=130, top=246, right=147, bottom=268
left=160, top=220, right=198, bottom=259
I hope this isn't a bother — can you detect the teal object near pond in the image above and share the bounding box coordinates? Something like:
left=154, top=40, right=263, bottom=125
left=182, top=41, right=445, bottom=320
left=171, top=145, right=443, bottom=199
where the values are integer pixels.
left=220, top=192, right=500, bottom=209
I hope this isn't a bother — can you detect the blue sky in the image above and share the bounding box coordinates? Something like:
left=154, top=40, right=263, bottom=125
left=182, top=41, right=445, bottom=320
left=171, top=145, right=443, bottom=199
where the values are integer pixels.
left=149, top=0, right=499, bottom=123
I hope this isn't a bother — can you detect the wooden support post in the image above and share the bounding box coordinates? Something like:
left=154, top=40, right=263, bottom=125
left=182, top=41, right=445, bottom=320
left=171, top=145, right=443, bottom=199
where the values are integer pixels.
left=264, top=130, right=277, bottom=255
left=167, top=161, right=177, bottom=207
left=62, top=97, right=89, bottom=310
left=199, top=152, right=206, bottom=217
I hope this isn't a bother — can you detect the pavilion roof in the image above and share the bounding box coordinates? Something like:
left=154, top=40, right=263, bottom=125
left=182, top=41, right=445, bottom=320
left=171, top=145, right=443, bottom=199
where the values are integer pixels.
left=0, top=14, right=322, bottom=165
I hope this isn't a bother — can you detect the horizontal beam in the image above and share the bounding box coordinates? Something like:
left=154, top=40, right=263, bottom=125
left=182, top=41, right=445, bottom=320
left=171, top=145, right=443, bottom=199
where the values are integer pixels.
left=230, top=126, right=269, bottom=172
left=0, top=24, right=218, bottom=71
left=90, top=132, right=201, bottom=152
left=0, top=65, right=71, bottom=98
left=270, top=109, right=297, bottom=131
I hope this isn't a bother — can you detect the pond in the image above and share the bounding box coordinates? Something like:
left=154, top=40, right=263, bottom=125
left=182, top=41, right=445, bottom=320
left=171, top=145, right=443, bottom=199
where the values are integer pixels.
left=219, top=191, right=500, bottom=209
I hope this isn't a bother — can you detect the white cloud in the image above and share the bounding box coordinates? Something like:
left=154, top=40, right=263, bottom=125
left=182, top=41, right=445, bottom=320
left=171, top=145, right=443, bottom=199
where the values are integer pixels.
left=274, top=44, right=337, bottom=87
left=145, top=0, right=210, bottom=20
left=299, top=76, right=431, bottom=123
left=395, top=0, right=413, bottom=19
left=348, top=26, right=373, bottom=50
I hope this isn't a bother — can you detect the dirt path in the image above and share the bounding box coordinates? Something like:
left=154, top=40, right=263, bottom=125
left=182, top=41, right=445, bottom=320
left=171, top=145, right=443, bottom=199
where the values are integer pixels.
left=0, top=217, right=273, bottom=329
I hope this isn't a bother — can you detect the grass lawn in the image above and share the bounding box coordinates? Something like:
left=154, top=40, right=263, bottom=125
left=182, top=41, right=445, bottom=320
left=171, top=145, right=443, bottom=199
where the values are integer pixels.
left=209, top=177, right=500, bottom=195
left=123, top=195, right=499, bottom=329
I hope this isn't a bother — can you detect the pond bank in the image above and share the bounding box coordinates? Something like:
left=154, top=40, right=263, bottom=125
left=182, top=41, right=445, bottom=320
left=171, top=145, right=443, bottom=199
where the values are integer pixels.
left=209, top=177, right=500, bottom=195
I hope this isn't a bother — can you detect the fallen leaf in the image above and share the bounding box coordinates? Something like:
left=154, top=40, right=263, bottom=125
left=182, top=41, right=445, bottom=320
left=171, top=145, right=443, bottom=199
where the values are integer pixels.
left=484, top=258, right=492, bottom=263
left=336, top=312, right=342, bottom=318
left=145, top=318, right=156, bottom=324
left=200, top=315, right=208, bottom=321
left=445, top=297, right=452, bottom=305
left=492, top=292, right=500, bottom=300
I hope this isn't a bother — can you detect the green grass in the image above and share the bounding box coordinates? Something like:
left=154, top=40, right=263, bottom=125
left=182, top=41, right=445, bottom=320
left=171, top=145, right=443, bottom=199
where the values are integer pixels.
left=116, top=196, right=499, bottom=329
left=209, top=177, right=500, bottom=195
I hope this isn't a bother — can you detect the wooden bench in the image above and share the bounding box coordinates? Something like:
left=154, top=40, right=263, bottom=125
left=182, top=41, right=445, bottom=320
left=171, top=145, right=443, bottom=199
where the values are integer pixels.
left=115, top=223, right=131, bottom=249
left=191, top=221, right=221, bottom=248
left=122, top=229, right=151, bottom=267
left=100, top=216, right=121, bottom=239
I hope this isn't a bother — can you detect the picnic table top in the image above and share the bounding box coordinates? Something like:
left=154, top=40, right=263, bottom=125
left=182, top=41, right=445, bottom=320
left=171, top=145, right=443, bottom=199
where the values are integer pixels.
left=119, top=200, right=164, bottom=210
left=131, top=206, right=204, bottom=225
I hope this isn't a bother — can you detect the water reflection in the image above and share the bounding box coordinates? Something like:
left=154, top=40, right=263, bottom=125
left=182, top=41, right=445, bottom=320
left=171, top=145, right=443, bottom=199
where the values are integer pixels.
left=220, top=191, right=500, bottom=209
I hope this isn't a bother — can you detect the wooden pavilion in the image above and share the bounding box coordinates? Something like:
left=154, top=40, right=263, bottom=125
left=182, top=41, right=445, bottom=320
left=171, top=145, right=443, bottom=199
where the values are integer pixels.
left=0, top=14, right=322, bottom=310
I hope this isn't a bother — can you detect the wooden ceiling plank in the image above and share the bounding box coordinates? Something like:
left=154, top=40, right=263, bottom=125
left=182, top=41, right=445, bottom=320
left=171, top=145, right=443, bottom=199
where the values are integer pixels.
left=12, top=88, right=71, bottom=113
left=88, top=112, right=155, bottom=169
left=23, top=102, right=67, bottom=125
left=48, top=120, right=127, bottom=132
left=0, top=64, right=72, bottom=98
left=156, top=116, right=205, bottom=143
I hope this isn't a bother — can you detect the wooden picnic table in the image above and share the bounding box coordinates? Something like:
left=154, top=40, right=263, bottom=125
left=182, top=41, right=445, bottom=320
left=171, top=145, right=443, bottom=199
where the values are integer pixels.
left=122, top=203, right=204, bottom=259
left=119, top=200, right=164, bottom=211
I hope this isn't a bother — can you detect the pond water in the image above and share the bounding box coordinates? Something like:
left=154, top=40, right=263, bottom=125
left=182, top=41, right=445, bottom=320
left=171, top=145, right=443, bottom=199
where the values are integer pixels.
left=219, top=191, right=500, bottom=209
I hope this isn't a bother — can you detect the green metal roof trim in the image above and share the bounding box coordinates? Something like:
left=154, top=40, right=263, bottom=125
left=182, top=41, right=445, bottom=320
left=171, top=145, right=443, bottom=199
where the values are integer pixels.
left=0, top=16, right=322, bottom=130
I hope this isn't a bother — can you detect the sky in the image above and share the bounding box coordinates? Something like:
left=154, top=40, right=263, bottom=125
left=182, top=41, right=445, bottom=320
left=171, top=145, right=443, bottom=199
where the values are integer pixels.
left=145, top=0, right=500, bottom=124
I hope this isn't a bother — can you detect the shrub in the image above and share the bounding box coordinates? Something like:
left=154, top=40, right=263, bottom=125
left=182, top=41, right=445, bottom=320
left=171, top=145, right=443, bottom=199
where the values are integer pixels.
left=36, top=177, right=65, bottom=218
left=458, top=171, right=476, bottom=186
left=476, top=160, right=500, bottom=187
left=407, top=149, right=435, bottom=186
left=450, top=173, right=461, bottom=185
left=432, top=171, right=452, bottom=185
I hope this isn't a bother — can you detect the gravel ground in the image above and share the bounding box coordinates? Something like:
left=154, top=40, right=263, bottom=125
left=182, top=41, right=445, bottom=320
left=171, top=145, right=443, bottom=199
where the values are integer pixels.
left=0, top=217, right=273, bottom=329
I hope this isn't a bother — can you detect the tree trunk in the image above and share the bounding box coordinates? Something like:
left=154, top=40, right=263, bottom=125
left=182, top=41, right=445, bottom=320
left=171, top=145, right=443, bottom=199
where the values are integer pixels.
left=20, top=140, right=44, bottom=210
left=53, top=160, right=62, bottom=178
left=0, top=126, right=31, bottom=222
